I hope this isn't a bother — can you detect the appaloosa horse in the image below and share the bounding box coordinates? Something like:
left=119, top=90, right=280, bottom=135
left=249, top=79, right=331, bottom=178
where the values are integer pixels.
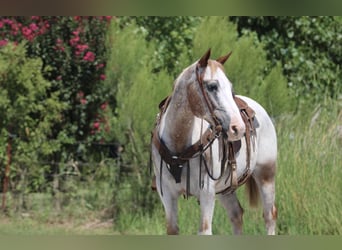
left=151, top=49, right=277, bottom=235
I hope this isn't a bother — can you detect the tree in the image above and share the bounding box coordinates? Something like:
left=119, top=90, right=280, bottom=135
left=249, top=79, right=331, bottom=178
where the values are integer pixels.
left=192, top=17, right=293, bottom=117
left=119, top=16, right=201, bottom=76
left=104, top=20, right=172, bottom=221
left=230, top=16, right=342, bottom=104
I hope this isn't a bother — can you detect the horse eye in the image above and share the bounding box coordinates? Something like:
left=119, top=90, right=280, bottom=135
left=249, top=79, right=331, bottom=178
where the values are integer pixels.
left=206, top=80, right=219, bottom=92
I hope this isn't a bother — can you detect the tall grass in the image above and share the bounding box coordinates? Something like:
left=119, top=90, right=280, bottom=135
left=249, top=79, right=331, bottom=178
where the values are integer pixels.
left=115, top=101, right=342, bottom=235
left=275, top=102, right=342, bottom=235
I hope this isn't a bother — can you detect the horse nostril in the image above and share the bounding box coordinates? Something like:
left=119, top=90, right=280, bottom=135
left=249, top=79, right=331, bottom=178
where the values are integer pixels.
left=231, top=125, right=238, bottom=136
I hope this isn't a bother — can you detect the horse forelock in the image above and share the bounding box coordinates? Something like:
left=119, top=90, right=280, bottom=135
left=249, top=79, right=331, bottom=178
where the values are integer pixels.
left=174, top=60, right=225, bottom=90
left=209, top=59, right=225, bottom=71
left=206, top=60, right=225, bottom=79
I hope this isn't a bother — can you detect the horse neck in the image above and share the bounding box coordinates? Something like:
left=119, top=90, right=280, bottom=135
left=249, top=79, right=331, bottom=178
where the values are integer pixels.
left=159, top=90, right=197, bottom=154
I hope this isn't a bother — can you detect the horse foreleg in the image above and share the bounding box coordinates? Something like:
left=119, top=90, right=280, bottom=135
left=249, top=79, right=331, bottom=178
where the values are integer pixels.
left=198, top=190, right=216, bottom=235
left=218, top=192, right=244, bottom=235
left=161, top=193, right=179, bottom=235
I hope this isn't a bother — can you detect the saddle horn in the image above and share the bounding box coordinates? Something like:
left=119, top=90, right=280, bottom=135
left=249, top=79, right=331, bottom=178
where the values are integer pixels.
left=216, top=51, right=232, bottom=65
left=198, top=48, right=211, bottom=68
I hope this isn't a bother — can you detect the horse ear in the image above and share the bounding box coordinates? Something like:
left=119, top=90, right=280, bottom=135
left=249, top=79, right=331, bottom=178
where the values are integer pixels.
left=216, top=51, right=232, bottom=65
left=198, top=48, right=211, bottom=67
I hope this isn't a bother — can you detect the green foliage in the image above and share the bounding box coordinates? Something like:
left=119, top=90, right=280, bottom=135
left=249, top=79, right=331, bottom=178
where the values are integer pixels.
left=0, top=43, right=64, bottom=196
left=0, top=16, right=114, bottom=213
left=119, top=16, right=201, bottom=76
left=193, top=17, right=293, bottom=117
left=0, top=16, right=113, bottom=158
left=105, top=20, right=172, bottom=220
left=230, top=16, right=342, bottom=105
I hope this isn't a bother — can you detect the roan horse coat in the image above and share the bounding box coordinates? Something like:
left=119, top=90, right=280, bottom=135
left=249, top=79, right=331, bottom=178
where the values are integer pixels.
left=151, top=49, right=277, bottom=235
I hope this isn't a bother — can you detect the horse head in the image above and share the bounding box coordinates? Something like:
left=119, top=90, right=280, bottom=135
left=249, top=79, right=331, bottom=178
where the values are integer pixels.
left=187, top=49, right=245, bottom=141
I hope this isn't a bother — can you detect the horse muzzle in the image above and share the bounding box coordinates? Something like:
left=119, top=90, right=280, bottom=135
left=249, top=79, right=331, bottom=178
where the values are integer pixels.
left=213, top=109, right=230, bottom=133
left=213, top=109, right=245, bottom=141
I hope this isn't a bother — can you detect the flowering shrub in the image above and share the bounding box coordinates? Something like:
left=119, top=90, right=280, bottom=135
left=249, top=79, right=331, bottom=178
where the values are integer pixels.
left=0, top=17, right=115, bottom=203
left=0, top=42, right=65, bottom=198
left=1, top=16, right=113, bottom=154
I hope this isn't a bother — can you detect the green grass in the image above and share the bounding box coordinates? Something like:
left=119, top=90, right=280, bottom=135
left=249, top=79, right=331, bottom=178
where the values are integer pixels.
left=1, top=104, right=341, bottom=235
left=274, top=106, right=342, bottom=235
left=0, top=189, right=117, bottom=235
left=115, top=103, right=342, bottom=235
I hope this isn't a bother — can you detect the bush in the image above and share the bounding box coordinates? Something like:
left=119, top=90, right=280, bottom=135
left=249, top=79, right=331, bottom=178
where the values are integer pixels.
left=0, top=16, right=113, bottom=158
left=105, top=20, right=172, bottom=222
left=0, top=42, right=64, bottom=210
left=0, top=16, right=114, bottom=212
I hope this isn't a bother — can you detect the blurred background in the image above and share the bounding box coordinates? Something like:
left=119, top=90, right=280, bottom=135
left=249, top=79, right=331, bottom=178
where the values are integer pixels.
left=0, top=16, right=341, bottom=235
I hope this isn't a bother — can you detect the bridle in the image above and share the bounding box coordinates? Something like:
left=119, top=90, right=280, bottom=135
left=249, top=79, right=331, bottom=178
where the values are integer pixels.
left=195, top=63, right=223, bottom=137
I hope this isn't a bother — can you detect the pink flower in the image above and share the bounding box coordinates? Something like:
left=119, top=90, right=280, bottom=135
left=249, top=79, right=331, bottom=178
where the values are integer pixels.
left=0, top=40, right=8, bottom=46
left=75, top=44, right=89, bottom=56
left=93, top=121, right=100, bottom=130
left=55, top=38, right=65, bottom=52
left=0, top=21, right=3, bottom=28
left=70, top=36, right=80, bottom=46
left=100, top=102, right=108, bottom=110
left=29, top=23, right=39, bottom=31
left=22, top=26, right=35, bottom=41
left=83, top=51, right=95, bottom=62
left=72, top=30, right=80, bottom=36
left=3, top=19, right=13, bottom=25
left=22, top=27, right=32, bottom=36
left=100, top=74, right=106, bottom=80
left=80, top=98, right=87, bottom=105
left=96, top=63, right=105, bottom=69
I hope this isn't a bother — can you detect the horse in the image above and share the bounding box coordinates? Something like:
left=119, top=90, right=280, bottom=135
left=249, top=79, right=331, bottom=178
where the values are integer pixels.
left=151, top=49, right=277, bottom=235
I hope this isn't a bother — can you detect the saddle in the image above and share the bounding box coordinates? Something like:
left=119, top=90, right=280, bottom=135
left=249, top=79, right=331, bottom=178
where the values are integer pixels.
left=151, top=95, right=256, bottom=195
